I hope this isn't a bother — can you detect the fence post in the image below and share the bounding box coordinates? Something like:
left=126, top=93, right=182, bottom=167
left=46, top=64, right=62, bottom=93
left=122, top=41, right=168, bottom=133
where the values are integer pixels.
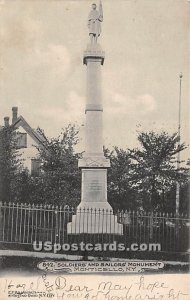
left=150, top=212, right=153, bottom=240
left=175, top=212, right=179, bottom=244
left=0, top=201, right=3, bottom=241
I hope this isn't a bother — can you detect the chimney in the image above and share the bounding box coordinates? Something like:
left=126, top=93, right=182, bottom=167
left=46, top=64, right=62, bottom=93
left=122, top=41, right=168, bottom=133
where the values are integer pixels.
left=12, top=107, right=18, bottom=124
left=4, top=117, right=10, bottom=127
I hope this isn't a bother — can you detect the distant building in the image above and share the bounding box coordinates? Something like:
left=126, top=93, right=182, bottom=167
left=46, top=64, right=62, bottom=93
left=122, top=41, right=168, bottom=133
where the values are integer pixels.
left=2, top=107, right=46, bottom=176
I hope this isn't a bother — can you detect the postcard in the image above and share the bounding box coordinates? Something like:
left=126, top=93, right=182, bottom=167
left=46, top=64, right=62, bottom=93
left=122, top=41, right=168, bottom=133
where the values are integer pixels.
left=0, top=0, right=189, bottom=299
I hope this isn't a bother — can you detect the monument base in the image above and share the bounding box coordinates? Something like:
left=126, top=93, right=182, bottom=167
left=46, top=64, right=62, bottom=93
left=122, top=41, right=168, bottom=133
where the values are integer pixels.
left=67, top=202, right=123, bottom=234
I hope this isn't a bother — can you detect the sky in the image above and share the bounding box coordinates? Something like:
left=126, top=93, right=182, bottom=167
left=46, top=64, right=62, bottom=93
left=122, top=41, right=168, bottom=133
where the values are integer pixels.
left=0, top=0, right=189, bottom=161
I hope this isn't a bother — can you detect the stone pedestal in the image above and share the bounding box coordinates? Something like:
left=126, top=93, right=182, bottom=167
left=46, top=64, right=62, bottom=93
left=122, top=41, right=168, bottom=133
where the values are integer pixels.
left=67, top=44, right=123, bottom=234
left=67, top=209, right=123, bottom=234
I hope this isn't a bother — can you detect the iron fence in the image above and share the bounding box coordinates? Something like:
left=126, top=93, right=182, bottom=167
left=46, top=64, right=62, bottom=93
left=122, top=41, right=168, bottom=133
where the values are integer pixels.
left=0, top=202, right=189, bottom=256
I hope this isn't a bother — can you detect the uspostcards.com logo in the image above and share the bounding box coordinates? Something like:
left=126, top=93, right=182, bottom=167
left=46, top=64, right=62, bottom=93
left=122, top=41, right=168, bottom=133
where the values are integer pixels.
left=33, top=241, right=161, bottom=254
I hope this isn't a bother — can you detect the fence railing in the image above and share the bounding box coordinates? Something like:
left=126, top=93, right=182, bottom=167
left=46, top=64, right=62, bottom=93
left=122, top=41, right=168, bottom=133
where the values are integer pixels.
left=0, top=202, right=189, bottom=256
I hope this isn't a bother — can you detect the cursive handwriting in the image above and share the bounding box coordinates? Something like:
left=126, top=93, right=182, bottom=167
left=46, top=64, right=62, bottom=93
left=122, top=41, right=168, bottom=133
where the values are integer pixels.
left=2, top=277, right=41, bottom=292
left=55, top=275, right=93, bottom=293
left=0, top=275, right=189, bottom=300
left=135, top=275, right=168, bottom=293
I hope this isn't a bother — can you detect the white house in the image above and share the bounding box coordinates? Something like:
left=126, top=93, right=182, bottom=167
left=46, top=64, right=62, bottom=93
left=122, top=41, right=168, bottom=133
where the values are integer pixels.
left=3, top=107, right=46, bottom=176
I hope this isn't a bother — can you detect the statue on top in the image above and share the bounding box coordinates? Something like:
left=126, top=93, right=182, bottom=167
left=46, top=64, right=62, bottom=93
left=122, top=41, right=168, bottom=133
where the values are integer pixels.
left=88, top=1, right=103, bottom=44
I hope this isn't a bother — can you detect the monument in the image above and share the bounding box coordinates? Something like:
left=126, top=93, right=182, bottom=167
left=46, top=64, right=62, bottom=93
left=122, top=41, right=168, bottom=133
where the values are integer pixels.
left=67, top=1, right=123, bottom=234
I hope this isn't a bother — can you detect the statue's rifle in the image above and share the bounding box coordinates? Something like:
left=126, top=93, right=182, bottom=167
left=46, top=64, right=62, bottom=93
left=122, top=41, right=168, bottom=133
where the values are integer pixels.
left=99, top=0, right=103, bottom=22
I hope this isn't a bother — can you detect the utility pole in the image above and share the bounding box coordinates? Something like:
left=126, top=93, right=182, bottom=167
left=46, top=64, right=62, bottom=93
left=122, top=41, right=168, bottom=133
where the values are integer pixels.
left=176, top=72, right=183, bottom=216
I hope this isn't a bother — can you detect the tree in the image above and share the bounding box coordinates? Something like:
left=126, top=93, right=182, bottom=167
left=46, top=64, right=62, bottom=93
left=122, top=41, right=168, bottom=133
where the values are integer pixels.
left=105, top=147, right=141, bottom=211
left=11, top=169, right=34, bottom=203
left=0, top=126, right=23, bottom=202
left=30, top=124, right=82, bottom=206
left=129, top=131, right=188, bottom=211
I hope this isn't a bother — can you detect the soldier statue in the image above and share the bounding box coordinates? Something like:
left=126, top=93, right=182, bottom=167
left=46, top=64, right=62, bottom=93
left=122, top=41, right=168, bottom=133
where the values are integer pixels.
left=88, top=1, right=103, bottom=44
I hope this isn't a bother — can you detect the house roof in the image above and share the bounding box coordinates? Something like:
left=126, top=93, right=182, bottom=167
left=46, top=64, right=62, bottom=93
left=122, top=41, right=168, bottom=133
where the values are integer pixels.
left=11, top=115, right=47, bottom=150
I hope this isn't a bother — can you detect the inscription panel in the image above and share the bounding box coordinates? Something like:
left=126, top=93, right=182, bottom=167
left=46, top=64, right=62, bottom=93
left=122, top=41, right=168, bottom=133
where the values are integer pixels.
left=86, top=178, right=104, bottom=192
left=82, top=169, right=107, bottom=202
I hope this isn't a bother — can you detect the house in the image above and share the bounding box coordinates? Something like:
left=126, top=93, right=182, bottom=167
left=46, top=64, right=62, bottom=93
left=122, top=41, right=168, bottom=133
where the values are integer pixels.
left=2, top=107, right=46, bottom=176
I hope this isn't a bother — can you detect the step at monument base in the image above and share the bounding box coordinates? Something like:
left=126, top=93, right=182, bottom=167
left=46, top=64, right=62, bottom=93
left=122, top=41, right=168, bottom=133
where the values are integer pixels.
left=67, top=202, right=123, bottom=234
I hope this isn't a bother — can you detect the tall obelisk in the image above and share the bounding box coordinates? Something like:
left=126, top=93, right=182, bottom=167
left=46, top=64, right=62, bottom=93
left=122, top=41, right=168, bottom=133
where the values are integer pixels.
left=68, top=1, right=123, bottom=234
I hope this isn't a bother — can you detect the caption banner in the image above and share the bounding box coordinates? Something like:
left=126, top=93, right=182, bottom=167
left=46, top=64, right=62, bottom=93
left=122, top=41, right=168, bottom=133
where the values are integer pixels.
left=37, top=260, right=164, bottom=273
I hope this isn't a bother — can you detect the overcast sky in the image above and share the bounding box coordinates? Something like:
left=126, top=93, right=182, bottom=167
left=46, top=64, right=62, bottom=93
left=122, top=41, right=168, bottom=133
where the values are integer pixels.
left=0, top=0, right=189, bottom=160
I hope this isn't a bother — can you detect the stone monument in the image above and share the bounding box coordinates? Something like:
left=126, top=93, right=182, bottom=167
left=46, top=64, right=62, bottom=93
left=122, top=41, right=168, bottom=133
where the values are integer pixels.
left=67, top=1, right=123, bottom=234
